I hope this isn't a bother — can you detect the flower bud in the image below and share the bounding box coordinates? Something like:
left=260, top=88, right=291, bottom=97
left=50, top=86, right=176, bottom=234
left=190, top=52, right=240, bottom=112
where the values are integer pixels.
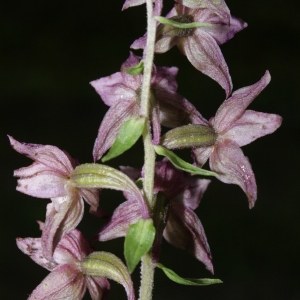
left=161, top=124, right=217, bottom=149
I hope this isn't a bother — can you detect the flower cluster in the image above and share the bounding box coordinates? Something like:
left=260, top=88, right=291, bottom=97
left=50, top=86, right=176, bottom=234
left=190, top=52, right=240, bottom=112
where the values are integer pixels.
left=10, top=0, right=282, bottom=299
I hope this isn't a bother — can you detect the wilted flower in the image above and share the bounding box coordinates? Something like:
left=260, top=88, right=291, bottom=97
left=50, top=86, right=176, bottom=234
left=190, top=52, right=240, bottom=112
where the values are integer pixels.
left=91, top=52, right=203, bottom=161
left=9, top=136, right=102, bottom=259
left=131, top=3, right=247, bottom=97
left=162, top=71, right=282, bottom=208
left=96, top=159, right=213, bottom=273
left=17, top=229, right=110, bottom=300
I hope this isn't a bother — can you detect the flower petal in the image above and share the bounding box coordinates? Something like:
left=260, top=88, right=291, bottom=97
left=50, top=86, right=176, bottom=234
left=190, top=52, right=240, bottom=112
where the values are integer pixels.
left=97, top=200, right=142, bottom=241
left=210, top=140, right=257, bottom=208
left=9, top=136, right=75, bottom=176
left=93, top=99, right=139, bottom=161
left=212, top=71, right=271, bottom=133
left=16, top=237, right=57, bottom=271
left=86, top=276, right=110, bottom=300
left=222, top=110, right=282, bottom=147
left=42, top=190, right=84, bottom=260
left=164, top=205, right=213, bottom=273
left=90, top=72, right=137, bottom=107
left=192, top=146, right=213, bottom=167
left=183, top=30, right=232, bottom=97
left=28, top=264, right=86, bottom=300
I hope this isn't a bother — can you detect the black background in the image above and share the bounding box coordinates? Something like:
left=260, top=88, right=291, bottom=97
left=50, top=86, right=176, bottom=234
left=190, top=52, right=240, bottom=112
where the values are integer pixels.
left=1, top=0, right=299, bottom=299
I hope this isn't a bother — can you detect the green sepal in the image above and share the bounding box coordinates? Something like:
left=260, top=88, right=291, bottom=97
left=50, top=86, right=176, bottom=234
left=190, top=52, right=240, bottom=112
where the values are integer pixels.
left=154, top=145, right=217, bottom=177
left=124, top=60, right=144, bottom=75
left=156, top=263, right=223, bottom=286
left=155, top=16, right=212, bottom=29
left=102, top=116, right=146, bottom=162
left=124, top=218, right=156, bottom=274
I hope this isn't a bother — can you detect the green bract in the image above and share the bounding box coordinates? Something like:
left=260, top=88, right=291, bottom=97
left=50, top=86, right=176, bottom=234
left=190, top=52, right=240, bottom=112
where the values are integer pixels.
left=156, top=263, right=222, bottom=286
left=154, top=145, right=217, bottom=177
left=102, top=116, right=146, bottom=162
left=124, top=60, right=144, bottom=75
left=124, top=218, right=156, bottom=273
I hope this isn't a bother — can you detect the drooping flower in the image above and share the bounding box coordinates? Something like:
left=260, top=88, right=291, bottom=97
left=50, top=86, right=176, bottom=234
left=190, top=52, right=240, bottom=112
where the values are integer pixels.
left=9, top=136, right=102, bottom=259
left=161, top=71, right=283, bottom=208
left=91, top=52, right=204, bottom=161
left=96, top=159, right=213, bottom=273
left=131, top=3, right=247, bottom=97
left=17, top=228, right=135, bottom=300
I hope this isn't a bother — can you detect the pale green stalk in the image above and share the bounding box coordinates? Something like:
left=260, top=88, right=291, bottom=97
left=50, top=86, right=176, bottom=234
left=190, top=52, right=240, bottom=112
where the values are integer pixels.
left=138, top=0, right=157, bottom=299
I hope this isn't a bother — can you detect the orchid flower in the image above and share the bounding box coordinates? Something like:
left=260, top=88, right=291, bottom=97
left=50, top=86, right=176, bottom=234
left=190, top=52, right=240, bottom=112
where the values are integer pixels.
left=9, top=136, right=102, bottom=259
left=96, top=159, right=213, bottom=273
left=161, top=71, right=282, bottom=208
left=17, top=229, right=110, bottom=300
left=91, top=52, right=204, bottom=161
left=131, top=3, right=247, bottom=97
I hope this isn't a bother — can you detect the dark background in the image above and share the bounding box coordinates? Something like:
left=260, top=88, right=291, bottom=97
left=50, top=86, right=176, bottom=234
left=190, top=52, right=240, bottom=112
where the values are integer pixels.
left=1, top=0, right=299, bottom=299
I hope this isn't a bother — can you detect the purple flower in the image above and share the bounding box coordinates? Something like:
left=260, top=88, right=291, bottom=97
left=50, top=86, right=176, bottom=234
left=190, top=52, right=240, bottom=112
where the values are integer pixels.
left=17, top=229, right=110, bottom=300
left=9, top=136, right=102, bottom=259
left=91, top=52, right=204, bottom=161
left=96, top=159, right=213, bottom=273
left=131, top=3, right=247, bottom=97
left=190, top=71, right=282, bottom=208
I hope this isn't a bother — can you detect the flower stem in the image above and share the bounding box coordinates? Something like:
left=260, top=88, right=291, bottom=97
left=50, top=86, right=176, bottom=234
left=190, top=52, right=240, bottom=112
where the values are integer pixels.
left=139, top=0, right=157, bottom=299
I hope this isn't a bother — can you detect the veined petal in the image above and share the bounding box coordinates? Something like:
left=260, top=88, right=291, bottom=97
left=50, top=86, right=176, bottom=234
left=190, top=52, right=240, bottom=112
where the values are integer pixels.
left=210, top=140, right=257, bottom=208
left=122, top=0, right=147, bottom=10
left=86, top=276, right=110, bottom=300
left=54, top=229, right=90, bottom=265
left=97, top=200, right=142, bottom=241
left=176, top=0, right=231, bottom=23
left=79, top=188, right=103, bottom=217
left=183, top=30, right=232, bottom=97
left=192, top=146, right=213, bottom=167
left=16, top=237, right=57, bottom=271
left=164, top=205, right=213, bottom=273
left=9, top=136, right=75, bottom=176
left=154, top=66, right=179, bottom=92
left=90, top=72, right=136, bottom=107
left=222, top=110, right=283, bottom=147
left=28, top=264, right=86, bottom=300
left=93, top=99, right=138, bottom=161
left=15, top=171, right=67, bottom=198
left=42, top=190, right=84, bottom=260
left=212, top=71, right=271, bottom=133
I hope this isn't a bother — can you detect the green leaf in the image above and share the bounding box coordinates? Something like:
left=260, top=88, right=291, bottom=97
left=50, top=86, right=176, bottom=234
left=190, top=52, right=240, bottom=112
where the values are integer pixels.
left=154, top=145, right=217, bottom=177
left=156, top=263, right=223, bottom=286
left=124, top=60, right=144, bottom=75
left=124, top=218, right=156, bottom=274
left=155, top=16, right=212, bottom=29
left=102, top=116, right=146, bottom=162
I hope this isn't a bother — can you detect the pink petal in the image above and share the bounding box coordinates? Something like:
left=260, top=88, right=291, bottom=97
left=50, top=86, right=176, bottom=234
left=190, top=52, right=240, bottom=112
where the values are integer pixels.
left=192, top=146, right=213, bottom=167
left=86, top=276, right=110, bottom=300
left=122, top=0, right=147, bottom=10
left=28, top=264, right=86, bottom=300
left=222, top=110, right=283, bottom=147
left=15, top=171, right=67, bottom=198
left=212, top=71, right=271, bottom=133
left=97, top=200, right=142, bottom=241
left=183, top=30, right=232, bottom=97
left=210, top=140, right=257, bottom=208
left=42, top=191, right=84, bottom=260
left=93, top=99, right=139, bottom=161
left=9, top=136, right=75, bottom=176
left=16, top=237, right=57, bottom=271
left=153, top=66, right=179, bottom=92
left=164, top=205, right=214, bottom=273
left=90, top=72, right=137, bottom=107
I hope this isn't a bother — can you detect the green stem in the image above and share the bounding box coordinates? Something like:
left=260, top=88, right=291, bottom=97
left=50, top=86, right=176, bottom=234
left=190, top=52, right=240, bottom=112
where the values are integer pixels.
left=138, top=0, right=157, bottom=299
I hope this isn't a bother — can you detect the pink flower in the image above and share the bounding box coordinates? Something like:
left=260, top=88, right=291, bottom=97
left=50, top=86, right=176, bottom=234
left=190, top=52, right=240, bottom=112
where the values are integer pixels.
left=96, top=159, right=213, bottom=273
left=9, top=136, right=102, bottom=259
left=131, top=3, right=247, bottom=97
left=91, top=52, right=203, bottom=161
left=163, top=71, right=282, bottom=208
left=17, top=229, right=110, bottom=300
